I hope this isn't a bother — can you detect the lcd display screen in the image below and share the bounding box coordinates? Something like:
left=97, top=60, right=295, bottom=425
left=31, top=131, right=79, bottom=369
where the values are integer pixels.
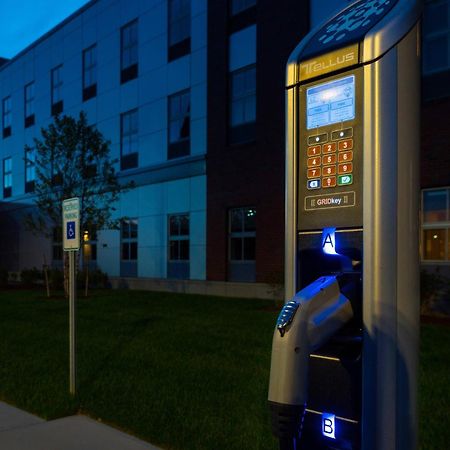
left=306, top=75, right=355, bottom=130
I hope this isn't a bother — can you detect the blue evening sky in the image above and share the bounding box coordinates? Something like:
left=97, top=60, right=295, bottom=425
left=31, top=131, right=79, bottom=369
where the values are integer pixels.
left=0, top=0, right=90, bottom=59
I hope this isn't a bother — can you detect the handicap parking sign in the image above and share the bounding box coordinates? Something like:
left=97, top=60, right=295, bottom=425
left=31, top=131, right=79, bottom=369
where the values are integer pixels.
left=66, top=221, right=76, bottom=240
left=62, top=198, right=80, bottom=251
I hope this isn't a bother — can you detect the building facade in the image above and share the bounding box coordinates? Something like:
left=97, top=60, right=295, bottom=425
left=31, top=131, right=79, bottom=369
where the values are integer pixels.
left=0, top=0, right=449, bottom=297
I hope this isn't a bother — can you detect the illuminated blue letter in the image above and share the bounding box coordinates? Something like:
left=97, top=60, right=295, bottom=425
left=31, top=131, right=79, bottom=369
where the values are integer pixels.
left=322, top=413, right=336, bottom=439
left=322, top=227, right=337, bottom=255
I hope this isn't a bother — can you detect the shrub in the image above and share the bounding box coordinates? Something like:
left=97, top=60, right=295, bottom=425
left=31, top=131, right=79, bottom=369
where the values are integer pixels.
left=77, top=268, right=109, bottom=289
left=0, top=267, right=7, bottom=287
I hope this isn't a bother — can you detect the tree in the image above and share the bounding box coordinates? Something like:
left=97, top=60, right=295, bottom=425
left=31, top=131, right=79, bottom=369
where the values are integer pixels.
left=26, top=112, right=133, bottom=294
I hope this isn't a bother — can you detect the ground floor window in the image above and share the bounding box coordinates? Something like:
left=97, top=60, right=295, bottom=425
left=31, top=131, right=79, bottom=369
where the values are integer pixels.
left=228, top=207, right=256, bottom=282
left=121, top=219, right=138, bottom=277
left=422, top=187, right=450, bottom=261
left=167, top=214, right=190, bottom=279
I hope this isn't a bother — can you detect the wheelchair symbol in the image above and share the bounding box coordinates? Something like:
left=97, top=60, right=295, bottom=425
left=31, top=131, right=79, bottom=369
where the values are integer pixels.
left=66, top=221, right=76, bottom=240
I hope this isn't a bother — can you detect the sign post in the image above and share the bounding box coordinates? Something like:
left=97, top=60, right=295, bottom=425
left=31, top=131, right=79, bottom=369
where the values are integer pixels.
left=62, top=197, right=80, bottom=396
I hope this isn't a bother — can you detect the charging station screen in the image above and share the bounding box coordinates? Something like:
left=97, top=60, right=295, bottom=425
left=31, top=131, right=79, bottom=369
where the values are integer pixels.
left=306, top=75, right=355, bottom=129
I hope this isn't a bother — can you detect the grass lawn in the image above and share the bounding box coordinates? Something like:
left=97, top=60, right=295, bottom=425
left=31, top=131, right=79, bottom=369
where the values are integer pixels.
left=0, top=289, right=448, bottom=450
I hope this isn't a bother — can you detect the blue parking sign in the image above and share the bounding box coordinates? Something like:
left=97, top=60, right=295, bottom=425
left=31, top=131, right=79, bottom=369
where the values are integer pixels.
left=66, top=221, right=76, bottom=240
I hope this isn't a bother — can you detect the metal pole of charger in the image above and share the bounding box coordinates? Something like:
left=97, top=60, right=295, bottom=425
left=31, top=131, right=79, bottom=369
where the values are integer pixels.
left=69, top=250, right=76, bottom=396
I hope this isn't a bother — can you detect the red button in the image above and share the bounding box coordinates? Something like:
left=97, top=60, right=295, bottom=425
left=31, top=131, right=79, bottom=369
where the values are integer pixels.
left=307, top=145, right=321, bottom=157
left=322, top=142, right=337, bottom=154
left=338, top=162, right=353, bottom=174
left=322, top=165, right=336, bottom=176
left=323, top=176, right=337, bottom=188
left=338, top=151, right=353, bottom=163
left=322, top=154, right=337, bottom=165
left=307, top=157, right=321, bottom=168
left=307, top=168, right=321, bottom=179
left=338, top=139, right=353, bottom=151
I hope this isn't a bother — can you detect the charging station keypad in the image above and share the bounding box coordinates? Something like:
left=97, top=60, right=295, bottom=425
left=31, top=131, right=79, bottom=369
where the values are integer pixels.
left=306, top=127, right=354, bottom=190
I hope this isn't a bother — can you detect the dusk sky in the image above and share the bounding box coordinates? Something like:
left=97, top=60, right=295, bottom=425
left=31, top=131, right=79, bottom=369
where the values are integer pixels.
left=0, top=0, right=89, bottom=59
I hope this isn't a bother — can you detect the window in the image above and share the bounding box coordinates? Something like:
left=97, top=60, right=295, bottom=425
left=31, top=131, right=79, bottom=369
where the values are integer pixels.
left=121, top=20, right=138, bottom=83
left=423, top=0, right=450, bottom=74
left=168, top=90, right=190, bottom=159
left=121, top=219, right=138, bottom=261
left=168, top=214, right=190, bottom=261
left=83, top=45, right=97, bottom=101
left=231, top=0, right=256, bottom=15
left=25, top=147, right=35, bottom=193
left=228, top=207, right=256, bottom=282
left=3, top=157, right=12, bottom=198
left=229, top=64, right=256, bottom=144
left=168, top=214, right=190, bottom=279
left=120, top=109, right=138, bottom=170
left=422, top=188, right=450, bottom=261
left=51, top=65, right=63, bottom=115
left=52, top=227, right=63, bottom=261
left=24, top=82, right=35, bottom=127
left=168, top=0, right=191, bottom=61
left=2, top=96, right=11, bottom=138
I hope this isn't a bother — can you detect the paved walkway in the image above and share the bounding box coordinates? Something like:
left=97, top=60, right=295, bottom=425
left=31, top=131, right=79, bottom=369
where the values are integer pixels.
left=0, top=402, right=162, bottom=450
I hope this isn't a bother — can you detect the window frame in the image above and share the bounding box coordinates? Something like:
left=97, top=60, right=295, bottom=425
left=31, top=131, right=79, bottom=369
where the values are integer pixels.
left=421, top=187, right=450, bottom=262
left=24, top=82, right=35, bottom=127
left=2, top=96, right=12, bottom=138
left=121, top=219, right=138, bottom=261
left=25, top=147, right=36, bottom=193
left=82, top=44, right=97, bottom=101
left=120, top=19, right=139, bottom=83
left=168, top=89, right=190, bottom=159
left=228, top=207, right=256, bottom=262
left=120, top=109, right=139, bottom=170
left=168, top=214, right=190, bottom=261
left=168, top=0, right=191, bottom=61
left=3, top=156, right=12, bottom=198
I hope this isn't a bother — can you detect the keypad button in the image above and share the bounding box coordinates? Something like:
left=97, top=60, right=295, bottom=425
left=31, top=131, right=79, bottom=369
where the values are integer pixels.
left=338, top=139, right=353, bottom=151
left=307, top=179, right=321, bottom=190
left=332, top=128, right=353, bottom=140
left=338, top=162, right=353, bottom=174
left=322, top=165, right=336, bottom=176
left=307, top=157, right=321, bottom=167
left=307, top=145, right=321, bottom=157
left=322, top=176, right=337, bottom=188
left=307, top=168, right=321, bottom=179
left=308, top=133, right=328, bottom=145
left=338, top=151, right=353, bottom=162
left=338, top=174, right=353, bottom=186
left=322, top=154, right=337, bottom=165
left=322, top=142, right=337, bottom=154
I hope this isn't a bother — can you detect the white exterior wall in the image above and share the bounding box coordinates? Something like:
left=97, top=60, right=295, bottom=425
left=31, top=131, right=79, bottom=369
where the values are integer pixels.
left=0, top=0, right=207, bottom=280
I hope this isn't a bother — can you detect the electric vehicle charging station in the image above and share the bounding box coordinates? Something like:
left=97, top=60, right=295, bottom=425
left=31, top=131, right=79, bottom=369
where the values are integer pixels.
left=268, top=1, right=422, bottom=449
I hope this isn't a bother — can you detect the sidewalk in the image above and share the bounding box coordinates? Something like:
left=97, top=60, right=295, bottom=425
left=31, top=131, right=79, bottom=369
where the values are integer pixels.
left=0, top=402, right=162, bottom=450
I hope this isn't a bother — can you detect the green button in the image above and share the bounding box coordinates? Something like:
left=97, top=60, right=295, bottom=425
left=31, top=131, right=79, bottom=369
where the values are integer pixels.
left=338, top=174, right=353, bottom=186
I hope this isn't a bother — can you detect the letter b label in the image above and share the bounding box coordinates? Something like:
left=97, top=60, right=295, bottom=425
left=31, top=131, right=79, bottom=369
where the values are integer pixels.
left=322, top=413, right=336, bottom=439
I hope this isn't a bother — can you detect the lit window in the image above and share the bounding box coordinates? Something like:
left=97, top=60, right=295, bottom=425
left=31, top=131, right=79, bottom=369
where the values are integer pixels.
left=121, top=20, right=138, bottom=83
left=422, top=188, right=450, bottom=261
left=168, top=0, right=191, bottom=60
left=120, top=109, right=139, bottom=170
left=423, top=0, right=450, bottom=74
